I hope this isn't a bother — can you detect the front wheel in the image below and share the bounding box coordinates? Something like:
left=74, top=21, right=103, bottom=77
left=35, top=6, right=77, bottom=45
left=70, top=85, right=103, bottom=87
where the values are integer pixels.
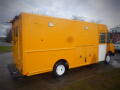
left=105, top=54, right=111, bottom=64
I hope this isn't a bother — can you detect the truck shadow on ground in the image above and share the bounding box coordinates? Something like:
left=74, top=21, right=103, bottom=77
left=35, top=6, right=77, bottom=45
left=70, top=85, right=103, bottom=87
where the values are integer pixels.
left=12, top=63, right=113, bottom=90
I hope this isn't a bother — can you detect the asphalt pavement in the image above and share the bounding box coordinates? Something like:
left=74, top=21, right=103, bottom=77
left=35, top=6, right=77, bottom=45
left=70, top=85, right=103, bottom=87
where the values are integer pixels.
left=0, top=52, right=120, bottom=90
left=0, top=42, right=12, bottom=46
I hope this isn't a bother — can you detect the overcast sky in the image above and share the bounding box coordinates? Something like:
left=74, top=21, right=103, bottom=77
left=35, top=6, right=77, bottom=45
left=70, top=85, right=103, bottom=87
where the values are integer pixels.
left=0, top=0, right=120, bottom=37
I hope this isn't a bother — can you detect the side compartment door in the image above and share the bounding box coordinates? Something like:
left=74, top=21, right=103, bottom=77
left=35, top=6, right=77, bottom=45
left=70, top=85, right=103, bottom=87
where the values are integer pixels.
left=86, top=46, right=98, bottom=64
left=75, top=47, right=86, bottom=66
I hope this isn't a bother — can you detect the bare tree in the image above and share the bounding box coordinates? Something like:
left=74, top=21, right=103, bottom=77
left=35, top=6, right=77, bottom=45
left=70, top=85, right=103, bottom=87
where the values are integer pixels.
left=90, top=19, right=102, bottom=24
left=72, top=15, right=102, bottom=24
left=5, top=29, right=12, bottom=43
left=72, top=16, right=85, bottom=21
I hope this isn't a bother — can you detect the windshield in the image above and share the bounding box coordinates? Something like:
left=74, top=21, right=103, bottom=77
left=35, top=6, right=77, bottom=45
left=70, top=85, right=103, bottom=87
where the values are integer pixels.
left=116, top=41, right=120, bottom=44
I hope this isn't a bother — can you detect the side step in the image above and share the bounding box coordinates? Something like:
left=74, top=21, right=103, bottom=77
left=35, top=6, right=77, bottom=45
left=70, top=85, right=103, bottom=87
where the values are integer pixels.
left=8, top=64, right=25, bottom=79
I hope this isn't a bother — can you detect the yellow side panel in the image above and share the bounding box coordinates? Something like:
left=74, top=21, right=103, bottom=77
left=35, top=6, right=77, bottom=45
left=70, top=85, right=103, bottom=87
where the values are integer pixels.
left=23, top=49, right=77, bottom=76
left=16, top=13, right=102, bottom=76
left=86, top=46, right=98, bottom=64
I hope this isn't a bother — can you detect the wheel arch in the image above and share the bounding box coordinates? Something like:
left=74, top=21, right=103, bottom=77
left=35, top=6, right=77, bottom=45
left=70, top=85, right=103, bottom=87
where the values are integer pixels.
left=53, top=59, right=69, bottom=70
left=107, top=51, right=115, bottom=56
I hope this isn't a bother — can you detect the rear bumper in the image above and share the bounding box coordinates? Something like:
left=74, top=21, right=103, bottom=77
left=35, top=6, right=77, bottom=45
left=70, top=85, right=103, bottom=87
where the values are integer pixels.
left=8, top=64, right=24, bottom=79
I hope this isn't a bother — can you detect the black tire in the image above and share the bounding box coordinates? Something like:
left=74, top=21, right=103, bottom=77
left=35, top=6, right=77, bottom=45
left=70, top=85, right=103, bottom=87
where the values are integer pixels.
left=53, top=62, right=67, bottom=77
left=105, top=54, right=111, bottom=64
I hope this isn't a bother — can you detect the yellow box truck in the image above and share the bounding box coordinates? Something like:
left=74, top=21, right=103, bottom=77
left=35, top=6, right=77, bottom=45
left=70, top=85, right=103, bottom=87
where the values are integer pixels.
left=9, top=13, right=115, bottom=77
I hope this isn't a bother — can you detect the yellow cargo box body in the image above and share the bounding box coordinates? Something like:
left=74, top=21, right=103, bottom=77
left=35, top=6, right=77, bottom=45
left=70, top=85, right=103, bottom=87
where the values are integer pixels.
left=11, top=13, right=115, bottom=76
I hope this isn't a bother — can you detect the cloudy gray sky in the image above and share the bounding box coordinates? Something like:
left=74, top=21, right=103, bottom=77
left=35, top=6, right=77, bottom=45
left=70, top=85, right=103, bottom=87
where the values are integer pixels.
left=0, top=0, right=120, bottom=37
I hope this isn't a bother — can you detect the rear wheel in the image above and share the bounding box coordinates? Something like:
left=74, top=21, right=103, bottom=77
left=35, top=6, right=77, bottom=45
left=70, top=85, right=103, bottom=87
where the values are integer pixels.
left=53, top=62, right=67, bottom=77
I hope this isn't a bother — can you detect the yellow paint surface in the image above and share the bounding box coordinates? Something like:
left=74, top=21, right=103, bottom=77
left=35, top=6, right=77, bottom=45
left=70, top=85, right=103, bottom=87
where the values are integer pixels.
left=12, top=13, right=115, bottom=76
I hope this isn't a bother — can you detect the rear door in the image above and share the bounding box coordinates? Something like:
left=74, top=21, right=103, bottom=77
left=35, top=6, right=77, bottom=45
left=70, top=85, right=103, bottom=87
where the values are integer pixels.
left=12, top=18, right=22, bottom=71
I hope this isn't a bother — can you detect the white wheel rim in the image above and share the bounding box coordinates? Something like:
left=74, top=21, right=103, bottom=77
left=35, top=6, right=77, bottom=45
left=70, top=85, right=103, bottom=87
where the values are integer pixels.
left=56, top=65, right=65, bottom=76
left=106, top=55, right=110, bottom=63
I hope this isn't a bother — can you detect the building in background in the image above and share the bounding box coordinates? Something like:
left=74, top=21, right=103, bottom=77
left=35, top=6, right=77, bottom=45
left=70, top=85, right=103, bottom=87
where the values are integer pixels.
left=110, top=25, right=120, bottom=43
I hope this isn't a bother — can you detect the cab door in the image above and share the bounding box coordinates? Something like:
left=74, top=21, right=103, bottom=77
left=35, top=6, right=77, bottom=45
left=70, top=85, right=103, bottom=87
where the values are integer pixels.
left=98, top=33, right=107, bottom=62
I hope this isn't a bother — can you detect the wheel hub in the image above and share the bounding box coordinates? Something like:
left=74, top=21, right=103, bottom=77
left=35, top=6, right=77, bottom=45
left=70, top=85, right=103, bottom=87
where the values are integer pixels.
left=56, top=65, right=65, bottom=76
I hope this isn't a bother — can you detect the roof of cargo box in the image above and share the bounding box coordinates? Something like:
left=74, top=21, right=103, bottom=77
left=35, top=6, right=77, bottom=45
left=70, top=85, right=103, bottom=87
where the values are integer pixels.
left=10, top=12, right=108, bottom=32
left=27, top=13, right=108, bottom=31
left=9, top=15, right=19, bottom=23
left=21, top=12, right=105, bottom=25
left=10, top=12, right=105, bottom=26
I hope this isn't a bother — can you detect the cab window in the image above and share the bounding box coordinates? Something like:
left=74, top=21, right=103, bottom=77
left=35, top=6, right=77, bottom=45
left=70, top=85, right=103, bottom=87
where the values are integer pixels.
left=116, top=41, right=120, bottom=44
left=100, top=33, right=106, bottom=43
left=107, top=33, right=111, bottom=43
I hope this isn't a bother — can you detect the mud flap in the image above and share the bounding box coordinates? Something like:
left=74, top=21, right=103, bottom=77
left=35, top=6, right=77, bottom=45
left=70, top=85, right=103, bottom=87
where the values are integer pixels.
left=8, top=64, right=25, bottom=79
